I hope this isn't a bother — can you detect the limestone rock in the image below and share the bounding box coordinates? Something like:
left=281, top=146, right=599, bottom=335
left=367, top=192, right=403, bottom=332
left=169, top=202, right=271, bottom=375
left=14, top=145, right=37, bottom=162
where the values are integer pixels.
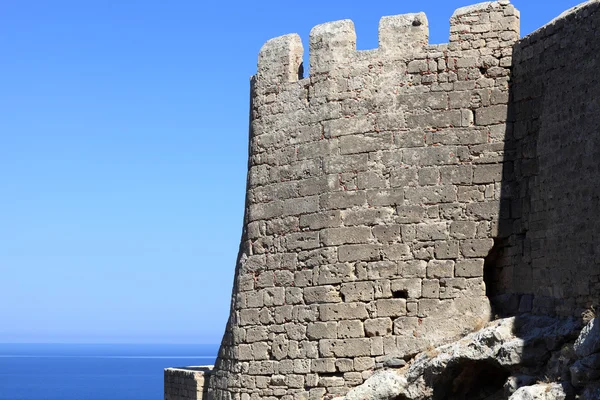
left=382, top=357, right=407, bottom=368
left=343, top=370, right=407, bottom=400
left=574, top=318, right=600, bottom=358
left=570, top=353, right=600, bottom=387
left=507, top=383, right=566, bottom=400
left=336, top=316, right=579, bottom=400
left=580, top=383, right=600, bottom=400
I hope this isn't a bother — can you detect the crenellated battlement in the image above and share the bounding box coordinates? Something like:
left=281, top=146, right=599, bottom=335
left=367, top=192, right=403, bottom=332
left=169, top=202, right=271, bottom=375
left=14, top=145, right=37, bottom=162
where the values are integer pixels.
left=167, top=1, right=600, bottom=398
left=256, top=0, right=519, bottom=86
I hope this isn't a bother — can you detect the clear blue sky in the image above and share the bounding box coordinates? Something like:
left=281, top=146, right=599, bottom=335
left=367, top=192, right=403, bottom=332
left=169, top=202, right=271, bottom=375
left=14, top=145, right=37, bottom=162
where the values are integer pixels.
left=0, top=0, right=581, bottom=344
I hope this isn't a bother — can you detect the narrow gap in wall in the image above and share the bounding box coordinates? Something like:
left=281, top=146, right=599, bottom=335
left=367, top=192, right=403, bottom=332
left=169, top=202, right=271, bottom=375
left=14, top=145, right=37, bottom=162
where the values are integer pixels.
left=392, top=289, right=409, bottom=299
left=354, top=19, right=379, bottom=51
left=301, top=36, right=310, bottom=78
left=483, top=238, right=513, bottom=317
left=298, top=62, right=305, bottom=80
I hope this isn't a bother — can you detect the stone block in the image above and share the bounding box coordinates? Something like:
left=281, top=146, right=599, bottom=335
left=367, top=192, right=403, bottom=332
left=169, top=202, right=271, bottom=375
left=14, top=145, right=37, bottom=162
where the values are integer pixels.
left=314, top=264, right=355, bottom=285
left=320, top=191, right=367, bottom=209
left=415, top=223, right=448, bottom=240
left=353, top=357, right=376, bottom=371
left=364, top=318, right=393, bottom=337
left=434, top=240, right=460, bottom=259
left=340, top=281, right=374, bottom=302
left=337, top=320, right=365, bottom=339
left=418, top=167, right=440, bottom=186
left=366, top=189, right=405, bottom=206
left=311, top=358, right=336, bottom=373
left=300, top=211, right=342, bottom=230
left=466, top=201, right=500, bottom=220
left=319, top=338, right=372, bottom=357
left=440, top=165, right=473, bottom=184
left=461, top=239, right=494, bottom=257
left=404, top=186, right=457, bottom=204
left=422, top=279, right=440, bottom=298
left=294, top=270, right=314, bottom=287
left=252, top=342, right=270, bottom=360
left=263, top=287, right=285, bottom=306
left=323, top=117, right=375, bottom=138
left=375, top=299, right=407, bottom=317
left=372, top=225, right=402, bottom=243
left=363, top=262, right=396, bottom=281
left=319, top=303, right=369, bottom=321
left=396, top=205, right=427, bottom=224
left=324, top=154, right=369, bottom=173
left=342, top=208, right=394, bottom=226
left=339, top=245, right=382, bottom=262
left=406, top=110, right=462, bottom=128
left=284, top=232, right=320, bottom=251
left=320, top=226, right=372, bottom=246
left=400, top=260, right=427, bottom=278
left=382, top=244, right=412, bottom=261
left=390, top=168, right=418, bottom=187
left=304, top=286, right=342, bottom=304
left=357, top=171, right=386, bottom=189
left=475, top=105, right=508, bottom=125
left=455, top=259, right=484, bottom=277
left=403, top=147, right=459, bottom=166
left=449, top=221, right=478, bottom=239
left=340, top=133, right=393, bottom=155
left=239, top=308, right=260, bottom=326
left=473, top=164, right=503, bottom=183
left=307, top=322, right=338, bottom=340
left=427, top=260, right=454, bottom=278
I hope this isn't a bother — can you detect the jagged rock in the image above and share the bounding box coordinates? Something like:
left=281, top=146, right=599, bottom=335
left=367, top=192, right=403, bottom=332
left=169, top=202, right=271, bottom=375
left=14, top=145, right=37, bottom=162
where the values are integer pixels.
left=507, top=383, right=567, bottom=400
left=570, top=353, right=600, bottom=387
left=382, top=357, right=407, bottom=368
left=336, top=316, right=579, bottom=400
left=580, top=383, right=600, bottom=400
left=343, top=370, right=406, bottom=400
left=574, top=318, right=600, bottom=358
left=544, top=344, right=576, bottom=383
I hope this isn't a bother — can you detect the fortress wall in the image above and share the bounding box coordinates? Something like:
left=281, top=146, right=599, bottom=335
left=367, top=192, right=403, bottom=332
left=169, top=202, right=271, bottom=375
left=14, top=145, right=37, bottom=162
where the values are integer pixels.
left=496, top=1, right=600, bottom=317
left=165, top=367, right=212, bottom=400
left=207, top=2, right=519, bottom=399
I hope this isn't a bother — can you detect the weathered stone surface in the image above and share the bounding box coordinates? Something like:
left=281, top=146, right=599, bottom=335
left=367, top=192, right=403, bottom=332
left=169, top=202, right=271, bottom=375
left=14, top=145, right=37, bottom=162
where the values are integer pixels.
left=574, top=318, right=600, bottom=358
left=342, top=370, right=406, bottom=400
left=334, top=316, right=579, bottom=400
left=571, top=353, right=600, bottom=387
left=508, top=384, right=567, bottom=400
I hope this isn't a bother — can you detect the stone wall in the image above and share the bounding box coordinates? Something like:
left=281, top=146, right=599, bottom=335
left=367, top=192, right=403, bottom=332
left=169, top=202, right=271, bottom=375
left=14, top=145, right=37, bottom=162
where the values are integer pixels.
left=490, top=0, right=600, bottom=317
left=207, top=2, right=520, bottom=399
left=165, top=367, right=213, bottom=400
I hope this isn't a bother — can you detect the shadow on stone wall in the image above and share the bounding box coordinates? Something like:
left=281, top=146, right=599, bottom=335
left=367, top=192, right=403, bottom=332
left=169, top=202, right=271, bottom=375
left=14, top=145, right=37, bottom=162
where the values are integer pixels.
left=488, top=0, right=600, bottom=320
left=484, top=1, right=600, bottom=383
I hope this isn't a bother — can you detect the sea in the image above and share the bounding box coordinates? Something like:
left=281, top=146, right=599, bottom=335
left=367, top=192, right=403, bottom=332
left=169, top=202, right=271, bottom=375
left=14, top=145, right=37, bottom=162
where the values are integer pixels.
left=0, top=343, right=219, bottom=400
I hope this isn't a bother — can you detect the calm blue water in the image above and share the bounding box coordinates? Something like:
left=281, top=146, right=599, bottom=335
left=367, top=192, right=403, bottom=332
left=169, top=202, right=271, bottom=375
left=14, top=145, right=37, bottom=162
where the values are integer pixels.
left=0, top=344, right=218, bottom=400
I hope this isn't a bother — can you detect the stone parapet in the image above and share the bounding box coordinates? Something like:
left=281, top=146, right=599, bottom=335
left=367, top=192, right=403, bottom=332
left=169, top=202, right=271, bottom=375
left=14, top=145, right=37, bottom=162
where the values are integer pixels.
left=164, top=366, right=213, bottom=400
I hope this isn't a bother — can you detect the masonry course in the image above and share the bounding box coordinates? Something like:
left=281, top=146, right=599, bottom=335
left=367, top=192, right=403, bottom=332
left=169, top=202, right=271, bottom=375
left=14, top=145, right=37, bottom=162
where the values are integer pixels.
left=164, top=1, right=600, bottom=399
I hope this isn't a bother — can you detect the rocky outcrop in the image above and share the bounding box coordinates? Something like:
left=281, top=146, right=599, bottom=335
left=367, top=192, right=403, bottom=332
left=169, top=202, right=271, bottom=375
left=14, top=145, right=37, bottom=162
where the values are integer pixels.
left=333, top=315, right=600, bottom=400
left=508, top=384, right=567, bottom=400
